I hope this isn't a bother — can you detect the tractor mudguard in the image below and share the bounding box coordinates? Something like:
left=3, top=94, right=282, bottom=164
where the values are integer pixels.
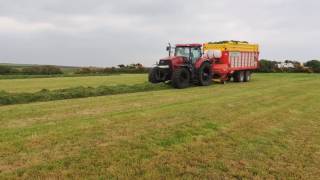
left=195, top=58, right=212, bottom=69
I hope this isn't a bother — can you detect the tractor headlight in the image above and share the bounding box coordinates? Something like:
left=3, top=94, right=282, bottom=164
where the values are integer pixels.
left=158, top=65, right=170, bottom=69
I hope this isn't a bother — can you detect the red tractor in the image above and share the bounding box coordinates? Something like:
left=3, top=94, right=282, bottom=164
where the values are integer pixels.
left=149, top=41, right=259, bottom=88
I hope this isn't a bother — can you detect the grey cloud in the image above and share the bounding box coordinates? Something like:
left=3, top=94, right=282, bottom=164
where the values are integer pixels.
left=0, top=0, right=319, bottom=66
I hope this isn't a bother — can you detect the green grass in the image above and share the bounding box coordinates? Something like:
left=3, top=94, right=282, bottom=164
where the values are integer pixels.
left=0, top=74, right=147, bottom=93
left=0, top=73, right=320, bottom=179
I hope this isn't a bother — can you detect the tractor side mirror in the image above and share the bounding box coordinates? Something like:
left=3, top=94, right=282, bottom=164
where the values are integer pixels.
left=166, top=46, right=170, bottom=51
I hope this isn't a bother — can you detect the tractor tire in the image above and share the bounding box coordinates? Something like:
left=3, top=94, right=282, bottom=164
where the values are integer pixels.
left=171, top=68, right=190, bottom=89
left=244, top=71, right=251, bottom=82
left=197, top=62, right=212, bottom=86
left=233, top=71, right=244, bottom=82
left=148, top=67, right=160, bottom=83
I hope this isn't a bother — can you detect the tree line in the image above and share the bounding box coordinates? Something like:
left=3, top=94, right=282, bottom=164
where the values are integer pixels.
left=75, top=63, right=148, bottom=74
left=0, top=65, right=63, bottom=75
left=257, top=59, right=320, bottom=73
left=1, top=60, right=320, bottom=75
left=0, top=63, right=149, bottom=75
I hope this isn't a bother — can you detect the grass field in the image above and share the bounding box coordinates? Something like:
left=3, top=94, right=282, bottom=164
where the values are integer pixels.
left=0, top=74, right=147, bottom=93
left=0, top=73, right=320, bottom=179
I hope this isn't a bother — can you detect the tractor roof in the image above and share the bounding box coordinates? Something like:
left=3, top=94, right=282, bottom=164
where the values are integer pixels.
left=175, top=43, right=202, bottom=47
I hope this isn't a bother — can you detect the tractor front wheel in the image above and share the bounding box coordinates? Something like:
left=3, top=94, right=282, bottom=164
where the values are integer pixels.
left=172, top=68, right=190, bottom=89
left=148, top=67, right=161, bottom=83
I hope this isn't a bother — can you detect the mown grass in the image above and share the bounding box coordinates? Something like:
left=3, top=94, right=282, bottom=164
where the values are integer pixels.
left=0, top=83, right=169, bottom=105
left=0, top=73, right=319, bottom=179
left=0, top=74, right=147, bottom=93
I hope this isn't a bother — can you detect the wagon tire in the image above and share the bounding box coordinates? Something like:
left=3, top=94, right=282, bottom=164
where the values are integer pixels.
left=171, top=68, right=190, bottom=89
left=233, top=71, right=245, bottom=82
left=244, top=71, right=251, bottom=82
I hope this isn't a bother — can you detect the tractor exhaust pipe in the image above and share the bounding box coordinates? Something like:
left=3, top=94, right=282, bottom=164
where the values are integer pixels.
left=166, top=43, right=172, bottom=57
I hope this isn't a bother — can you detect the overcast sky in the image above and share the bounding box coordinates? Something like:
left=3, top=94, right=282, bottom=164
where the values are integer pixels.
left=0, top=0, right=319, bottom=67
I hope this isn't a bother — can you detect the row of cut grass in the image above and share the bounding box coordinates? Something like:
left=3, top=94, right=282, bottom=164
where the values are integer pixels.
left=0, top=74, right=147, bottom=93
left=0, top=83, right=169, bottom=105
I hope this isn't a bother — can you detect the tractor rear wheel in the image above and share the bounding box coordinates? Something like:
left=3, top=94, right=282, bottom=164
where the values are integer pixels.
left=197, top=62, right=212, bottom=86
left=244, top=71, right=251, bottom=82
left=171, top=68, right=190, bottom=89
left=233, top=71, right=244, bottom=82
left=148, top=67, right=160, bottom=83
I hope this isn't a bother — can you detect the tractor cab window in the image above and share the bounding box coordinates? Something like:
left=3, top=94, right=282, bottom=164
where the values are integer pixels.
left=175, top=47, right=201, bottom=63
left=175, top=47, right=190, bottom=58
left=190, top=47, right=201, bottom=63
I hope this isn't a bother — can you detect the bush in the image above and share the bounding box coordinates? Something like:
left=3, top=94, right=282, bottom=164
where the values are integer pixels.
left=0, top=66, right=13, bottom=74
left=0, top=65, right=20, bottom=75
left=305, top=60, right=320, bottom=73
left=22, top=65, right=63, bottom=75
left=75, top=67, right=95, bottom=74
left=257, top=59, right=278, bottom=73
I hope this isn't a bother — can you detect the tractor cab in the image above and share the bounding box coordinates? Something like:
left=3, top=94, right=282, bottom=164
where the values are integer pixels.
left=173, top=44, right=202, bottom=64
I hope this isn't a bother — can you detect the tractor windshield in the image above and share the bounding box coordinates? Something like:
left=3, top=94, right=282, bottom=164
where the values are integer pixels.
left=175, top=46, right=201, bottom=63
left=190, top=47, right=201, bottom=63
left=175, top=47, right=190, bottom=58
